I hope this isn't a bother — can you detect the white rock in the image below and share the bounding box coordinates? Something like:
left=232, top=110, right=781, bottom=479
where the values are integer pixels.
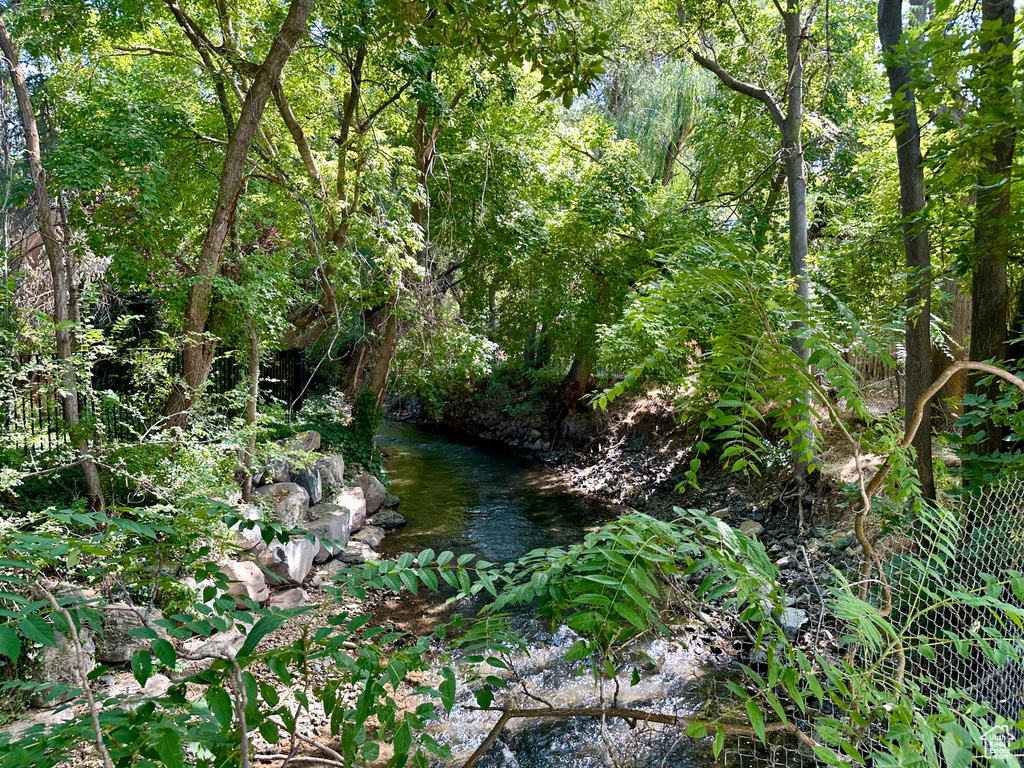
left=219, top=561, right=269, bottom=605
left=268, top=588, right=308, bottom=610
left=266, top=537, right=318, bottom=586
left=354, top=472, right=387, bottom=515
left=331, top=486, right=367, bottom=533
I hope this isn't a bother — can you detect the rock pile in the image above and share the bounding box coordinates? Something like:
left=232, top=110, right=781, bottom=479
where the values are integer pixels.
left=221, top=431, right=406, bottom=610
left=17, top=430, right=409, bottom=719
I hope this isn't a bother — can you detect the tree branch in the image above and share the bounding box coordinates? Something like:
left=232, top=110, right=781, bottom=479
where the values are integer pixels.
left=691, top=49, right=785, bottom=129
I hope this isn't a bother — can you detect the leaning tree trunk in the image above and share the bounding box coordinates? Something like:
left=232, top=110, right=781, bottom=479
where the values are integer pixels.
left=165, top=0, right=312, bottom=424
left=0, top=16, right=105, bottom=512
left=879, top=0, right=935, bottom=499
left=559, top=353, right=594, bottom=414
left=968, top=0, right=1015, bottom=457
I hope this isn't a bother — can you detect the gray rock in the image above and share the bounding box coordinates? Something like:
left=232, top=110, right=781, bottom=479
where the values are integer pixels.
left=352, top=525, right=385, bottom=549
left=738, top=520, right=764, bottom=538
left=306, top=511, right=351, bottom=563
left=219, top=561, right=269, bottom=605
left=254, top=482, right=310, bottom=528
left=337, top=540, right=377, bottom=565
left=266, top=536, right=318, bottom=586
left=382, top=493, right=400, bottom=509
left=263, top=457, right=291, bottom=485
left=31, top=629, right=95, bottom=707
left=280, top=429, right=321, bottom=453
left=355, top=472, right=386, bottom=515
left=332, top=486, right=366, bottom=533
left=95, top=605, right=169, bottom=664
left=779, top=608, right=807, bottom=641
left=0, top=705, right=75, bottom=741
left=268, top=588, right=308, bottom=610
left=315, top=455, right=345, bottom=487
left=292, top=466, right=323, bottom=506
left=368, top=510, right=407, bottom=529
left=311, top=560, right=347, bottom=586
left=186, top=628, right=244, bottom=660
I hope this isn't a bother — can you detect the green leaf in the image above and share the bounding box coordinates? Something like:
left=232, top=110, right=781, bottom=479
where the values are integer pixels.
left=151, top=638, right=176, bottom=667
left=475, top=688, right=494, bottom=709
left=19, top=614, right=56, bottom=647
left=131, top=649, right=152, bottom=687
left=440, top=668, right=456, bottom=713
left=158, top=726, right=184, bottom=768
left=685, top=721, right=707, bottom=738
left=207, top=686, right=233, bottom=729
left=238, top=615, right=285, bottom=659
left=0, top=625, right=21, bottom=661
left=745, top=699, right=766, bottom=742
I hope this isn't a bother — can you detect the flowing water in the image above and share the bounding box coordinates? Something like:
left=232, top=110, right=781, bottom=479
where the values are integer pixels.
left=374, top=421, right=746, bottom=768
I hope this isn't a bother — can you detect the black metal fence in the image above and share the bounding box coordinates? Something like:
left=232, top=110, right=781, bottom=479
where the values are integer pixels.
left=1, top=349, right=306, bottom=455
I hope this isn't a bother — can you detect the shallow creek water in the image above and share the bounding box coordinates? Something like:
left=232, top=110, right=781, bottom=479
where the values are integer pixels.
left=373, top=421, right=737, bottom=768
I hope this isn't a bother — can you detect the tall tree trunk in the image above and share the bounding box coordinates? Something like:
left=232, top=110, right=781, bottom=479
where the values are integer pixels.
left=165, top=0, right=312, bottom=424
left=879, top=0, right=935, bottom=499
left=780, top=0, right=814, bottom=484
left=241, top=319, right=259, bottom=503
left=0, top=16, right=105, bottom=512
left=693, top=0, right=816, bottom=485
left=968, top=0, right=1015, bottom=457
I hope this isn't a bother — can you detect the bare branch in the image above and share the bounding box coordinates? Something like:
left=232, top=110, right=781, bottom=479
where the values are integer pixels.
left=691, top=48, right=785, bottom=129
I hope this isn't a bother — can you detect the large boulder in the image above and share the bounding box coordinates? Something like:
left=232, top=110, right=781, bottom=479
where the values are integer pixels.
left=331, top=486, right=367, bottom=533
left=95, top=605, right=169, bottom=664
left=280, top=430, right=321, bottom=453
left=368, top=510, right=407, bottom=529
left=315, top=455, right=345, bottom=487
left=254, top=483, right=310, bottom=528
left=305, top=509, right=351, bottom=563
left=265, top=536, right=318, bottom=586
left=219, top=561, right=269, bottom=605
left=292, top=466, right=323, bottom=506
left=355, top=472, right=387, bottom=515
left=31, top=629, right=95, bottom=707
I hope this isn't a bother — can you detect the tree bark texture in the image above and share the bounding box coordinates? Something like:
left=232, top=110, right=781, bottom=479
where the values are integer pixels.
left=166, top=0, right=312, bottom=423
left=878, top=0, right=935, bottom=499
left=968, top=0, right=1015, bottom=456
left=0, top=16, right=105, bottom=512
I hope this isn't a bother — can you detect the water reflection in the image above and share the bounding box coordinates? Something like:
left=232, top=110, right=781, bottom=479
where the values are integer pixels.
left=376, top=421, right=616, bottom=562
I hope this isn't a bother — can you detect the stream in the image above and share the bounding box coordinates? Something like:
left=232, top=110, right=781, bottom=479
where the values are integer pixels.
left=374, top=422, right=746, bottom=768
